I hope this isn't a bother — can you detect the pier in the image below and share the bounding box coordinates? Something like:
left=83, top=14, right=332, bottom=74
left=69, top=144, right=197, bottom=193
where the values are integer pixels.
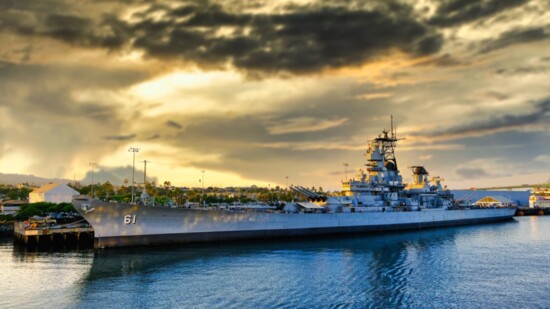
left=515, top=208, right=550, bottom=216
left=13, top=222, right=94, bottom=248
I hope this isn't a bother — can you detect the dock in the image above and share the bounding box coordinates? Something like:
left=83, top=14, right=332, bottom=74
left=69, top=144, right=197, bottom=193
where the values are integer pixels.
left=13, top=222, right=94, bottom=248
left=515, top=208, right=550, bottom=216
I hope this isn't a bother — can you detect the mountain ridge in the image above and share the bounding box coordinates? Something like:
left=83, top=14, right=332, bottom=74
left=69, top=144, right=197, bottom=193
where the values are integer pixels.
left=0, top=173, right=73, bottom=186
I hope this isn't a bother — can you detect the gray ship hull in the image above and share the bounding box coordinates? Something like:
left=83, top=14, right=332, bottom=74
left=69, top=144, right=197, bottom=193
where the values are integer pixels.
left=73, top=199, right=516, bottom=248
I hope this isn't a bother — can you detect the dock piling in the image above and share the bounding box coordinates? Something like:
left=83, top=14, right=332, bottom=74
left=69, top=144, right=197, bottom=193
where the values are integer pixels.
left=13, top=222, right=94, bottom=249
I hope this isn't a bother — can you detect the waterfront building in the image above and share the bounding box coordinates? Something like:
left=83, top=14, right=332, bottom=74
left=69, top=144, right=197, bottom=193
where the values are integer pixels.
left=452, top=190, right=529, bottom=206
left=474, top=196, right=517, bottom=207
left=28, top=183, right=79, bottom=204
left=0, top=200, right=28, bottom=215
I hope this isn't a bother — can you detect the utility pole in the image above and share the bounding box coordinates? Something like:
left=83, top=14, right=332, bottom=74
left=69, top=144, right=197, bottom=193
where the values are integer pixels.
left=201, top=170, right=205, bottom=206
left=128, top=147, right=140, bottom=203
left=141, top=160, right=151, bottom=186
left=89, top=162, right=97, bottom=198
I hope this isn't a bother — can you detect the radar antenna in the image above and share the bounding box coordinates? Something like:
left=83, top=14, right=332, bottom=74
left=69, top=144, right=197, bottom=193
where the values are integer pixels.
left=375, top=115, right=401, bottom=170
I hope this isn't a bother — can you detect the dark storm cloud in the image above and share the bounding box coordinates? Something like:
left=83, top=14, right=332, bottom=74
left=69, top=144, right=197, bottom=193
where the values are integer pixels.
left=478, top=26, right=550, bottom=54
left=0, top=1, right=443, bottom=75
left=422, top=97, right=550, bottom=139
left=428, top=0, right=528, bottom=28
left=133, top=3, right=443, bottom=74
left=0, top=7, right=128, bottom=49
left=104, top=134, right=136, bottom=141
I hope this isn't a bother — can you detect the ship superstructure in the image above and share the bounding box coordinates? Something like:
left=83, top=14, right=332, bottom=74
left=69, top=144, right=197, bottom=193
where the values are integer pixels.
left=307, top=120, right=454, bottom=212
left=73, top=120, right=516, bottom=248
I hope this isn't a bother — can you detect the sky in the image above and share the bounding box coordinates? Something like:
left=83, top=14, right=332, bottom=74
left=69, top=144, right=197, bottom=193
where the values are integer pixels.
left=0, top=0, right=548, bottom=190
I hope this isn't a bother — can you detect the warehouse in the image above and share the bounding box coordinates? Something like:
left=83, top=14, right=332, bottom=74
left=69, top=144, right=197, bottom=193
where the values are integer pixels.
left=29, top=183, right=79, bottom=204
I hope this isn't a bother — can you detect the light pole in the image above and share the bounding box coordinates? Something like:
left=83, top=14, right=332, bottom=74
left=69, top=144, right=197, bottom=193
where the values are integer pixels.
left=201, top=170, right=205, bottom=206
left=343, top=162, right=349, bottom=181
left=129, top=147, right=140, bottom=203
left=285, top=176, right=288, bottom=189
left=89, top=162, right=97, bottom=198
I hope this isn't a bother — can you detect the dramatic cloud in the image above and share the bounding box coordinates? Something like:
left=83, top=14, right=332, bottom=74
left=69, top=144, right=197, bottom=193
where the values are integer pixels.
left=0, top=0, right=548, bottom=189
left=422, top=97, right=550, bottom=140
left=0, top=1, right=444, bottom=75
left=478, top=26, right=550, bottom=54
left=428, top=0, right=528, bottom=27
left=0, top=59, right=150, bottom=178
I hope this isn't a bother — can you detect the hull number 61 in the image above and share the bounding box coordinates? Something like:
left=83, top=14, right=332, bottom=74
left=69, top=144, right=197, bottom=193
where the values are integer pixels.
left=124, top=215, right=137, bottom=224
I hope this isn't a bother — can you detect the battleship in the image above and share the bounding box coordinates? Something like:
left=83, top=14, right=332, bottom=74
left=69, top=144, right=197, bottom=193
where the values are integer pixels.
left=73, top=121, right=516, bottom=248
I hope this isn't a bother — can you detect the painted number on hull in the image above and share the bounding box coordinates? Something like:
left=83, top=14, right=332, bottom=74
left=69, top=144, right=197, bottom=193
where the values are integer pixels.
left=124, top=215, right=137, bottom=224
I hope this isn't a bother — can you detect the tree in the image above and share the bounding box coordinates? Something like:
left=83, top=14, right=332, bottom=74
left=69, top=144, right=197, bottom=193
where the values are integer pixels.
left=15, top=202, right=75, bottom=220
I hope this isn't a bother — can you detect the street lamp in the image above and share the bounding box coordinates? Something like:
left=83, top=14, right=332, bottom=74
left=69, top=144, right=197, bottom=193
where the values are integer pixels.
left=89, top=162, right=97, bottom=198
left=285, top=176, right=289, bottom=190
left=201, top=170, right=205, bottom=206
left=128, top=147, right=140, bottom=203
left=343, top=162, right=349, bottom=181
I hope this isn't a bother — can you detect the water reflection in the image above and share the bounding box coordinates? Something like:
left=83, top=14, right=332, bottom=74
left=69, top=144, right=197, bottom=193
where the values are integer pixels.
left=4, top=218, right=537, bottom=309
left=77, top=225, right=478, bottom=308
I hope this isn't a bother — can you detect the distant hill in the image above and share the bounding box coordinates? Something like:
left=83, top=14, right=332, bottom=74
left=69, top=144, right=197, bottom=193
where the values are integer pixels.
left=0, top=173, right=73, bottom=186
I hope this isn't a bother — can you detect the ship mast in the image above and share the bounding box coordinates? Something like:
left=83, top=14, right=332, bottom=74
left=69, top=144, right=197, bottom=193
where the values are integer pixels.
left=376, top=115, right=399, bottom=171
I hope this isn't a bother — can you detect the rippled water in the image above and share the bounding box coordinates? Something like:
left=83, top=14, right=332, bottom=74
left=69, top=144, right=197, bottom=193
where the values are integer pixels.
left=2, top=217, right=550, bottom=309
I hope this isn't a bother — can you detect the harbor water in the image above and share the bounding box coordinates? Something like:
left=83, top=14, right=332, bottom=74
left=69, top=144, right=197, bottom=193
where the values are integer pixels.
left=2, top=216, right=550, bottom=309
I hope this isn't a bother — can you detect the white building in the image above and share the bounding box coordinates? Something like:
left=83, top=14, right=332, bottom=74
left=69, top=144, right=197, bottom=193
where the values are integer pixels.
left=0, top=200, right=28, bottom=215
left=28, top=183, right=79, bottom=204
left=474, top=196, right=516, bottom=207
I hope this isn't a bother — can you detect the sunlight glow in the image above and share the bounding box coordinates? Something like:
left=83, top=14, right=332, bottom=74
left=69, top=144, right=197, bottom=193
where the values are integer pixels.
left=0, top=147, right=34, bottom=175
left=92, top=142, right=273, bottom=188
